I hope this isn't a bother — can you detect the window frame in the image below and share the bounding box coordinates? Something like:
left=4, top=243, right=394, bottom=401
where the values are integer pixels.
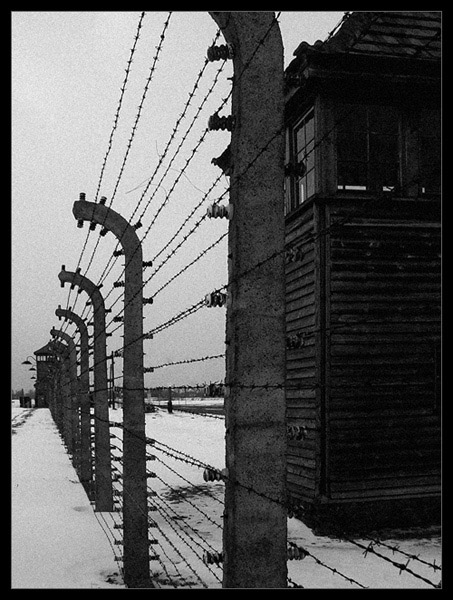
left=284, top=98, right=441, bottom=217
left=335, top=102, right=402, bottom=195
left=285, top=107, right=316, bottom=215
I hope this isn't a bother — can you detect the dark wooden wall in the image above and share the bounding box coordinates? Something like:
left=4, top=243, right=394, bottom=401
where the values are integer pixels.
left=325, top=197, right=441, bottom=500
left=285, top=197, right=441, bottom=505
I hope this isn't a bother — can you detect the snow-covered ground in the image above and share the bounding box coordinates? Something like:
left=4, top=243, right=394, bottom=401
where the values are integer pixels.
left=12, top=402, right=442, bottom=589
left=12, top=404, right=125, bottom=589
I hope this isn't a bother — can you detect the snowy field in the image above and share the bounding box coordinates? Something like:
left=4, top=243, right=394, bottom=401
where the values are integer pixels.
left=12, top=403, right=442, bottom=589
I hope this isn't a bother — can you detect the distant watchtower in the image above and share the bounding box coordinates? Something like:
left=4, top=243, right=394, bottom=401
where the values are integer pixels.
left=34, top=342, right=60, bottom=408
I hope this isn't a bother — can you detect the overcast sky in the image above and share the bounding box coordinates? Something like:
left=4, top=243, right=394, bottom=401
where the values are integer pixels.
left=12, top=10, right=345, bottom=392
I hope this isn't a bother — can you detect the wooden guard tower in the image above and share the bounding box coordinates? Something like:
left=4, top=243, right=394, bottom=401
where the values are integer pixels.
left=34, top=342, right=60, bottom=408
left=283, top=12, right=441, bottom=533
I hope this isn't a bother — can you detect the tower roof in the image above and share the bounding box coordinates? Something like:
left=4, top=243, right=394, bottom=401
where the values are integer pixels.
left=293, top=11, right=441, bottom=61
left=34, top=341, right=66, bottom=356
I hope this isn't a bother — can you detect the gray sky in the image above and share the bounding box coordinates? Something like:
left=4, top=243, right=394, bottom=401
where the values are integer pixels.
left=12, top=10, right=345, bottom=392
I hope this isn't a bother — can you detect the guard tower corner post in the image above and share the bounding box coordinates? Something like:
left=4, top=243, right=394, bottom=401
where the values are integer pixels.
left=72, top=199, right=150, bottom=589
left=208, top=12, right=287, bottom=589
left=58, top=267, right=114, bottom=513
left=55, top=306, right=93, bottom=497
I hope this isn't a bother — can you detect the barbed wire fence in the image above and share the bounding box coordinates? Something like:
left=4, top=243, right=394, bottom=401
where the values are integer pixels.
left=40, top=11, right=442, bottom=589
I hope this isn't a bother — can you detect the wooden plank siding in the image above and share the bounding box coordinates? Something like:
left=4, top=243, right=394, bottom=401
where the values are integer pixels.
left=324, top=198, right=441, bottom=500
left=285, top=205, right=319, bottom=501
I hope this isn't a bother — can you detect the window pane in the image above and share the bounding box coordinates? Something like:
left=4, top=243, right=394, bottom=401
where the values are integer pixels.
left=296, top=125, right=305, bottom=154
left=369, top=105, right=399, bottom=135
left=337, top=104, right=367, bottom=132
left=305, top=140, right=315, bottom=172
left=299, top=178, right=306, bottom=203
left=306, top=170, right=315, bottom=198
left=305, top=113, right=314, bottom=142
left=292, top=108, right=317, bottom=206
left=370, top=133, right=398, bottom=164
left=338, top=130, right=367, bottom=161
left=372, top=162, right=398, bottom=191
left=337, top=103, right=400, bottom=192
left=338, top=161, right=367, bottom=189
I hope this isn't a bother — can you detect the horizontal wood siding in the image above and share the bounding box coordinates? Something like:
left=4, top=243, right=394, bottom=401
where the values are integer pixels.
left=326, top=198, right=441, bottom=500
left=285, top=205, right=319, bottom=501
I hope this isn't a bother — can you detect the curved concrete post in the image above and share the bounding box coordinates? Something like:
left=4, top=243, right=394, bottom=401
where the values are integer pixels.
left=56, top=306, right=93, bottom=496
left=60, top=358, right=72, bottom=445
left=49, top=361, right=62, bottom=427
left=49, top=340, right=72, bottom=446
left=51, top=328, right=80, bottom=468
left=42, top=340, right=61, bottom=423
left=51, top=328, right=78, bottom=458
left=49, top=362, right=60, bottom=426
left=49, top=339, right=69, bottom=435
left=58, top=268, right=113, bottom=512
left=72, top=200, right=149, bottom=587
left=208, top=12, right=287, bottom=588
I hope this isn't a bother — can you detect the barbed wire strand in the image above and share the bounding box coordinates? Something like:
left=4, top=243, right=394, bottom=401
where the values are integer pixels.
left=54, top=385, right=440, bottom=590
left=63, top=10, right=286, bottom=343
left=287, top=541, right=368, bottom=589
left=62, top=12, right=146, bottom=320
left=91, top=50, right=229, bottom=299
left=150, top=491, right=222, bottom=583
left=59, top=9, right=425, bottom=351
left=82, top=12, right=174, bottom=280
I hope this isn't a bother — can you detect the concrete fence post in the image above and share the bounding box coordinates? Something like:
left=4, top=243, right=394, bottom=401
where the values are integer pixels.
left=109, top=351, right=116, bottom=410
left=72, top=198, right=150, bottom=588
left=51, top=362, right=62, bottom=430
left=46, top=340, right=62, bottom=426
left=58, top=268, right=114, bottom=513
left=208, top=11, right=287, bottom=588
left=56, top=306, right=93, bottom=497
left=50, top=329, right=79, bottom=459
left=57, top=359, right=69, bottom=437
left=61, top=359, right=71, bottom=445
left=60, top=356, right=72, bottom=448
left=49, top=339, right=69, bottom=438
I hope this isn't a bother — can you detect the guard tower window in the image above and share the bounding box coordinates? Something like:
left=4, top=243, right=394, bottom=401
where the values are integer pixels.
left=336, top=103, right=400, bottom=193
left=285, top=108, right=315, bottom=214
left=294, top=109, right=315, bottom=205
